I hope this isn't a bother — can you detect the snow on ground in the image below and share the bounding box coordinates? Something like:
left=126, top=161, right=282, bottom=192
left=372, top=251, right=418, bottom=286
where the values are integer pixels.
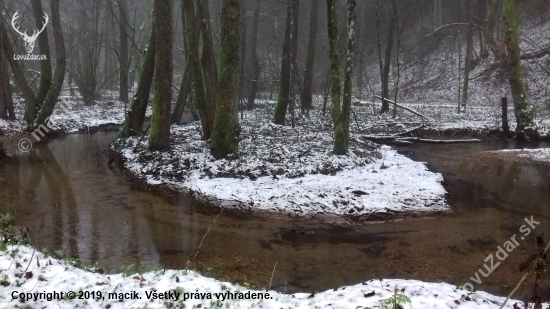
left=0, top=244, right=542, bottom=309
left=359, top=7, right=550, bottom=131
left=0, top=92, right=150, bottom=137
left=114, top=101, right=449, bottom=220
left=353, top=100, right=518, bottom=134
left=48, top=97, right=129, bottom=133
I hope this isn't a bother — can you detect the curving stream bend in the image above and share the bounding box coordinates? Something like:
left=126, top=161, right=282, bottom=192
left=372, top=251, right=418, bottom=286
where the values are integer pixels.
left=1, top=133, right=549, bottom=299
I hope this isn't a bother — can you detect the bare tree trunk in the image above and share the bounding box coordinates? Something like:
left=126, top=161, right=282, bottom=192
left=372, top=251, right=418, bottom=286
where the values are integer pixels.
left=171, top=64, right=192, bottom=124
left=197, top=0, right=218, bottom=137
left=0, top=8, right=11, bottom=120
left=239, top=2, right=246, bottom=104
left=354, top=1, right=367, bottom=100
left=183, top=0, right=209, bottom=139
left=121, top=25, right=155, bottom=137
left=333, top=0, right=356, bottom=155
left=148, top=0, right=173, bottom=151
left=393, top=2, right=408, bottom=118
left=2, top=27, right=37, bottom=124
left=273, top=0, right=299, bottom=125
left=461, top=0, right=473, bottom=112
left=485, top=0, right=506, bottom=62
left=0, top=56, right=6, bottom=119
left=327, top=0, right=341, bottom=143
left=502, top=0, right=535, bottom=139
left=380, top=4, right=397, bottom=113
left=300, top=0, right=319, bottom=111
left=501, top=96, right=511, bottom=138
left=457, top=29, right=461, bottom=114
left=2, top=24, right=38, bottom=124
left=119, top=0, right=129, bottom=103
left=246, top=0, right=260, bottom=110
left=210, top=0, right=242, bottom=159
left=1, top=50, right=14, bottom=120
left=171, top=1, right=192, bottom=125
left=31, top=0, right=52, bottom=106
left=35, top=0, right=66, bottom=127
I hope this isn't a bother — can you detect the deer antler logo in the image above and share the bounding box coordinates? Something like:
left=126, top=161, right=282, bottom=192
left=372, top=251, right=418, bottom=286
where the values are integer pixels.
left=11, top=11, right=49, bottom=54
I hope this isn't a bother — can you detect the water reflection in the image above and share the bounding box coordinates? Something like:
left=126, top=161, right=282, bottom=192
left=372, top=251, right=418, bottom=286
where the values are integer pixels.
left=0, top=133, right=549, bottom=301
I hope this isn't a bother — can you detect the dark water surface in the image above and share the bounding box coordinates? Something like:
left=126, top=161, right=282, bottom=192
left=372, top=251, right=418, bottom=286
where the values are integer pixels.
left=1, top=133, right=549, bottom=300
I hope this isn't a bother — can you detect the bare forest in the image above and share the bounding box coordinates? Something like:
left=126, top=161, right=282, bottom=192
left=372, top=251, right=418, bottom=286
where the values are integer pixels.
left=0, top=0, right=549, bottom=308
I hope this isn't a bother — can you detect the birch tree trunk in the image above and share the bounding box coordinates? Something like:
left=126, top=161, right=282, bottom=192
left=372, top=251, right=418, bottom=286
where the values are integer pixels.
left=330, top=0, right=356, bottom=155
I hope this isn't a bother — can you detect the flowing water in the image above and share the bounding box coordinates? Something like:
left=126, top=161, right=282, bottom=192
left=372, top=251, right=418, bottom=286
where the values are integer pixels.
left=1, top=133, right=549, bottom=300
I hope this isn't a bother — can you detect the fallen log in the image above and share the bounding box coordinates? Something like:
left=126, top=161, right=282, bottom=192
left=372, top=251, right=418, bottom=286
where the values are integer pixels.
left=393, top=140, right=415, bottom=146
left=374, top=95, right=434, bottom=121
left=361, top=136, right=416, bottom=146
left=417, top=138, right=482, bottom=144
left=393, top=125, right=425, bottom=137
left=362, top=135, right=481, bottom=145
left=362, top=135, right=397, bottom=142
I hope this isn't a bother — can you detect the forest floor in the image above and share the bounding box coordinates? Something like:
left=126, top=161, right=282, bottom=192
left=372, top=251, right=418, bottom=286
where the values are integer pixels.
left=0, top=243, right=543, bottom=309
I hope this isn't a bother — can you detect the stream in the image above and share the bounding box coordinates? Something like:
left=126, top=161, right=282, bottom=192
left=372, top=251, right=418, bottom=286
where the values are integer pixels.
left=1, top=132, right=549, bottom=300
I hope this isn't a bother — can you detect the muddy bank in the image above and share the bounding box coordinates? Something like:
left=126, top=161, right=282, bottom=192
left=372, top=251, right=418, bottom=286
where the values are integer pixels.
left=466, top=147, right=550, bottom=165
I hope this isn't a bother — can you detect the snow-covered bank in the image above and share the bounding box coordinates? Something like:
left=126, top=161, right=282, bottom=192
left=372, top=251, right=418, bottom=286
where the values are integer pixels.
left=0, top=95, right=131, bottom=138
left=0, top=95, right=153, bottom=155
left=0, top=244, right=540, bottom=309
left=113, top=104, right=449, bottom=222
